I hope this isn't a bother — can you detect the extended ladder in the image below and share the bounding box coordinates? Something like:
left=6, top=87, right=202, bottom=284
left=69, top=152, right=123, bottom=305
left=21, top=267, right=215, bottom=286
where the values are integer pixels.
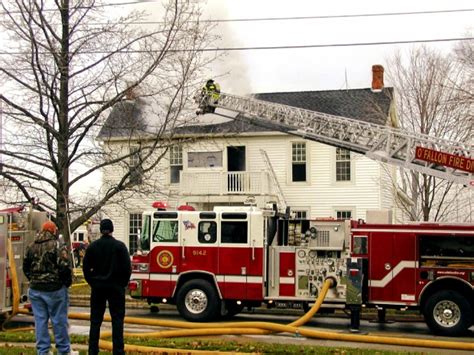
left=198, top=92, right=474, bottom=189
left=260, top=149, right=287, bottom=211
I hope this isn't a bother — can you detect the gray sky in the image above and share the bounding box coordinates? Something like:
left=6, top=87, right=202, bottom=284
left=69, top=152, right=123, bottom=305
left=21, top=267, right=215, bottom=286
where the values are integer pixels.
left=107, top=0, right=473, bottom=94
left=201, top=0, right=473, bottom=94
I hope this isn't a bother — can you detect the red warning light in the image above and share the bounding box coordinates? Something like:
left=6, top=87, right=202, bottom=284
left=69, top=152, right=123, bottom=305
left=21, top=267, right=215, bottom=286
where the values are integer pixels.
left=152, top=201, right=168, bottom=210
left=177, top=205, right=195, bottom=211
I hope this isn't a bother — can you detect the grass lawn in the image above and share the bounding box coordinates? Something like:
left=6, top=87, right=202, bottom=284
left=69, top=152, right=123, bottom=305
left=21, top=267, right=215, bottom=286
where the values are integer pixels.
left=0, top=331, right=424, bottom=354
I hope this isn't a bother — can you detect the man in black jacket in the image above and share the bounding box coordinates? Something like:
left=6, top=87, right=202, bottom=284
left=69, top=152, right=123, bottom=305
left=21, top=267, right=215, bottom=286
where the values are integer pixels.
left=83, top=219, right=132, bottom=355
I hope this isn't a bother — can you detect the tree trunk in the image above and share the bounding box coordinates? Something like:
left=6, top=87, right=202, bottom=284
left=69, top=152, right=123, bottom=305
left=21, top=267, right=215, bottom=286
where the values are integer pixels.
left=58, top=0, right=71, bottom=245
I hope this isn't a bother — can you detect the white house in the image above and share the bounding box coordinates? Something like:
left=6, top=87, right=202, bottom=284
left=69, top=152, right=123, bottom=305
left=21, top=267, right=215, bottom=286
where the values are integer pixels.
left=98, top=84, right=399, bottom=253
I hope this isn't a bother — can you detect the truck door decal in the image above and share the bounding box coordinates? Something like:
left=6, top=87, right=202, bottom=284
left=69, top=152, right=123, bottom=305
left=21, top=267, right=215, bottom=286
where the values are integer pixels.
left=369, top=260, right=418, bottom=287
left=157, top=250, right=174, bottom=268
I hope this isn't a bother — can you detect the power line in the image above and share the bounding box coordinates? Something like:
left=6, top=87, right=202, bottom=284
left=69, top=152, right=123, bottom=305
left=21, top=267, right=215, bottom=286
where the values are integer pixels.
left=199, top=8, right=474, bottom=23
left=0, top=37, right=472, bottom=56
left=0, top=5, right=473, bottom=23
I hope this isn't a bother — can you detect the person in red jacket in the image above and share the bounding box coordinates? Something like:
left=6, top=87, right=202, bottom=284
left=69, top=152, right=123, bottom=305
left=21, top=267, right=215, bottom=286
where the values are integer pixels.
left=82, top=219, right=132, bottom=355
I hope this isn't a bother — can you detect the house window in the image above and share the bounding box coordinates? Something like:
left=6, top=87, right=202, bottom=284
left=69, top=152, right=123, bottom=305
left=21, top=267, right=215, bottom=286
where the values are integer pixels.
left=336, top=148, right=351, bottom=181
left=292, top=142, right=306, bottom=182
left=129, top=213, right=142, bottom=255
left=292, top=210, right=308, bottom=219
left=73, top=232, right=84, bottom=242
left=336, top=210, right=352, bottom=220
left=188, top=151, right=222, bottom=168
left=129, top=146, right=143, bottom=185
left=170, top=145, right=183, bottom=183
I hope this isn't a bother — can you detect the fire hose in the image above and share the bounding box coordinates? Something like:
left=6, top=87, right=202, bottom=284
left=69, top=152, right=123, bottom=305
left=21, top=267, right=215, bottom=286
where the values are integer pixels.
left=5, top=243, right=474, bottom=353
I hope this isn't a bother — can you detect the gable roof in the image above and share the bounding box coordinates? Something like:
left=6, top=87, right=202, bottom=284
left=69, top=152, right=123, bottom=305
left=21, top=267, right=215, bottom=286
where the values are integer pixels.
left=254, top=88, right=393, bottom=125
left=98, top=87, right=394, bottom=138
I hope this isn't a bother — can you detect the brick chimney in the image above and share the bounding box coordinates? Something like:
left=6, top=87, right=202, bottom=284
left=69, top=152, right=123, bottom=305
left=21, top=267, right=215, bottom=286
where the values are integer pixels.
left=371, top=65, right=384, bottom=92
left=125, top=86, right=137, bottom=100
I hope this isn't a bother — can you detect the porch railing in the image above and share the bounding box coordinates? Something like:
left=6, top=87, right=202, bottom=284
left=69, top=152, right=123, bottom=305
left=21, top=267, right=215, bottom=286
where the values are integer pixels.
left=179, top=171, right=273, bottom=196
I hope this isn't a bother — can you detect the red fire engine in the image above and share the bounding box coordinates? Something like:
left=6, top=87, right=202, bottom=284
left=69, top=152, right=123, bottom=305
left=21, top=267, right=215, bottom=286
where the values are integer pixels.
left=129, top=204, right=474, bottom=336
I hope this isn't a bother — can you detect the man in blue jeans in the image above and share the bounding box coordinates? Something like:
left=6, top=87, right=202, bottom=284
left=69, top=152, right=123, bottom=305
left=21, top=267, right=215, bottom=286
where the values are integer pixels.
left=23, top=220, right=73, bottom=355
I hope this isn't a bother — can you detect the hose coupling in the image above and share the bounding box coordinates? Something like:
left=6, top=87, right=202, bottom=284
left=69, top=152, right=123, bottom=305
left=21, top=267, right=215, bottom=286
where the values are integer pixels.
left=325, top=276, right=337, bottom=288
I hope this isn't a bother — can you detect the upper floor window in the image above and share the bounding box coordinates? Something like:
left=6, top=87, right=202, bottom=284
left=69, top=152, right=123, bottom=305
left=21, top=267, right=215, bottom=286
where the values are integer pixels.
left=292, top=142, right=306, bottom=182
left=170, top=145, right=183, bottom=184
left=129, top=146, right=143, bottom=185
left=188, top=151, right=223, bottom=168
left=336, top=148, right=351, bottom=181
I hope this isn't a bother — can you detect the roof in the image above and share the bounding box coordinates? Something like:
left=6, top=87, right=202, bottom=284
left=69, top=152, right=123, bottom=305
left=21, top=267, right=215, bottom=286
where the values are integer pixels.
left=254, top=88, right=393, bottom=125
left=98, top=87, right=394, bottom=138
left=98, top=98, right=148, bottom=139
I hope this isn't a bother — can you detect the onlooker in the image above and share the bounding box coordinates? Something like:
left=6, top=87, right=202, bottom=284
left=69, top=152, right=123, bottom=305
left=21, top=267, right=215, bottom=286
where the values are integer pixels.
left=23, top=220, right=73, bottom=355
left=83, top=219, right=132, bottom=355
left=72, top=242, right=86, bottom=267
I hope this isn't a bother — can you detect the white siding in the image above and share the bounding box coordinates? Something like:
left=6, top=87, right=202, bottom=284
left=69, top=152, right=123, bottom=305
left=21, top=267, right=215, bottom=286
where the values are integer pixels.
left=102, top=133, right=396, bottom=243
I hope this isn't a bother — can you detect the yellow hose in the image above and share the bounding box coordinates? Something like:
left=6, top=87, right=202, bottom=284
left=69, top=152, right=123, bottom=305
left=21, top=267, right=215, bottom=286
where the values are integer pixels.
left=1, top=237, right=21, bottom=331
left=70, top=278, right=474, bottom=353
left=289, top=279, right=332, bottom=327
left=8, top=242, right=474, bottom=353
left=7, top=237, right=20, bottom=315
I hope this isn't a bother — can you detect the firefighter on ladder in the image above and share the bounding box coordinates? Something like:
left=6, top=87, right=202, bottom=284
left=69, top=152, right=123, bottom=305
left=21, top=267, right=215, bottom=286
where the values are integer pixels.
left=196, top=79, right=220, bottom=114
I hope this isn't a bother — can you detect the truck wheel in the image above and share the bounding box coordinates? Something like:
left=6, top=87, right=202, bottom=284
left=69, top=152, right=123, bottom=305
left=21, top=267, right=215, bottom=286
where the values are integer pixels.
left=423, top=290, right=472, bottom=336
left=176, top=279, right=220, bottom=322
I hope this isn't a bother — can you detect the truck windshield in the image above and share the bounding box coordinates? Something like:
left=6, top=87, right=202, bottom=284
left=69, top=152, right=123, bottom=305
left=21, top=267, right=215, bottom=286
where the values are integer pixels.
left=152, top=220, right=178, bottom=242
left=141, top=215, right=151, bottom=251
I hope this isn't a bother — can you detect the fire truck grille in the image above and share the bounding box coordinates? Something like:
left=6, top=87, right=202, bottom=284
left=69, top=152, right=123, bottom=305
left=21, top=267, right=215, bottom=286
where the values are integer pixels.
left=317, top=230, right=330, bottom=247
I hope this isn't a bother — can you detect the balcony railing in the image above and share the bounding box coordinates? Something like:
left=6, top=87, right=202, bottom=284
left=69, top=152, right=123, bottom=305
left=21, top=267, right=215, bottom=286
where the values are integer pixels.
left=179, top=171, right=273, bottom=196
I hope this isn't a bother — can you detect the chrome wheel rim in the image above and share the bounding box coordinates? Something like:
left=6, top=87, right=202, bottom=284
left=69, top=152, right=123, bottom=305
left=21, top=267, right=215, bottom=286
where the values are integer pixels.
left=184, top=288, right=208, bottom=314
left=433, top=300, right=461, bottom=328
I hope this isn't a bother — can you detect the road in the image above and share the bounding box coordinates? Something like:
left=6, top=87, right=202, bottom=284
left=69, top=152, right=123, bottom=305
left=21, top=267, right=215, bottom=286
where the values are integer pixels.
left=10, top=305, right=474, bottom=354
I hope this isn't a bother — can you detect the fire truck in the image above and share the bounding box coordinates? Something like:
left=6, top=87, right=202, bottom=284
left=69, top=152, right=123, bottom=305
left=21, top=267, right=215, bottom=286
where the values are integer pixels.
left=0, top=206, right=47, bottom=315
left=129, top=205, right=474, bottom=336
left=129, top=90, right=474, bottom=336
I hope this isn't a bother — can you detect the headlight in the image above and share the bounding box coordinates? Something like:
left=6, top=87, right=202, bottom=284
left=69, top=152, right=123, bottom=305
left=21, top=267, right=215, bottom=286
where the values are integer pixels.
left=132, top=263, right=149, bottom=272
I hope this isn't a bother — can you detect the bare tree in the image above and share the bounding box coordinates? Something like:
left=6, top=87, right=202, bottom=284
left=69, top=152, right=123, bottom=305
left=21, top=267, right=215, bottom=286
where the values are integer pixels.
left=386, top=46, right=473, bottom=221
left=453, top=35, right=474, bottom=107
left=0, top=0, right=216, bottom=243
